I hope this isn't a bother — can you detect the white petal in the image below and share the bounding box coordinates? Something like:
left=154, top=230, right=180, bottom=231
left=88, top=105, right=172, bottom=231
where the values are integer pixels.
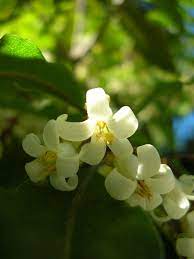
left=127, top=193, right=146, bottom=209
left=105, top=169, right=137, bottom=200
left=56, top=142, right=79, bottom=178
left=25, top=159, right=46, bottom=182
left=137, top=144, right=161, bottom=180
left=116, top=154, right=138, bottom=179
left=144, top=193, right=162, bottom=211
left=179, top=174, right=194, bottom=195
left=50, top=175, right=78, bottom=191
left=185, top=211, right=194, bottom=236
left=57, top=142, right=77, bottom=157
left=86, top=88, right=112, bottom=120
left=145, top=164, right=175, bottom=194
left=79, top=140, right=106, bottom=165
left=22, top=133, right=46, bottom=158
left=127, top=192, right=162, bottom=211
left=108, top=138, right=133, bottom=158
left=107, top=106, right=138, bottom=139
left=56, top=114, right=95, bottom=141
left=176, top=238, right=194, bottom=257
left=56, top=156, right=79, bottom=178
left=163, top=183, right=190, bottom=219
left=43, top=119, right=59, bottom=150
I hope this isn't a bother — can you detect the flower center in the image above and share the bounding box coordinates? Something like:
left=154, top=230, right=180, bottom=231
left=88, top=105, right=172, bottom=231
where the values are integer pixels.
left=136, top=180, right=152, bottom=200
left=40, top=151, right=57, bottom=174
left=95, top=121, right=114, bottom=145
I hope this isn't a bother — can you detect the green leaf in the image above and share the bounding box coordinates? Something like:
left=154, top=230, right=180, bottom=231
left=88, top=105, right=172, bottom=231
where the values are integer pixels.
left=0, top=34, right=45, bottom=59
left=0, top=140, right=165, bottom=259
left=0, top=165, right=165, bottom=259
left=0, top=34, right=85, bottom=114
left=150, top=0, right=184, bottom=33
left=71, top=172, right=165, bottom=259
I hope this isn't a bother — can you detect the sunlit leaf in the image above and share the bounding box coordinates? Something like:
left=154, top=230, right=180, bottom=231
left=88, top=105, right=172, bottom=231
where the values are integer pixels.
left=0, top=34, right=85, bottom=113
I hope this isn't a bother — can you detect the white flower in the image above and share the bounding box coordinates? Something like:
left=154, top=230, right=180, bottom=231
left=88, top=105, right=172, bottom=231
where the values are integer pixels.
left=127, top=144, right=175, bottom=211
left=22, top=119, right=79, bottom=191
left=179, top=174, right=194, bottom=200
left=105, top=154, right=138, bottom=200
left=152, top=175, right=191, bottom=220
left=56, top=88, right=138, bottom=165
left=105, top=144, right=175, bottom=209
left=163, top=180, right=190, bottom=220
left=176, top=211, right=194, bottom=258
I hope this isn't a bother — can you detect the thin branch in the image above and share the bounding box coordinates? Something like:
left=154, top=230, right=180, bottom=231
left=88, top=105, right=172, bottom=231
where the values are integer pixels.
left=70, top=7, right=112, bottom=64
left=63, top=167, right=96, bottom=259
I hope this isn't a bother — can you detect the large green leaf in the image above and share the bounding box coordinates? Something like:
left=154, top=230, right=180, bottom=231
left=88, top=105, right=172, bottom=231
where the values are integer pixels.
left=0, top=34, right=85, bottom=115
left=71, top=172, right=165, bottom=259
left=0, top=173, right=165, bottom=259
left=0, top=138, right=165, bottom=259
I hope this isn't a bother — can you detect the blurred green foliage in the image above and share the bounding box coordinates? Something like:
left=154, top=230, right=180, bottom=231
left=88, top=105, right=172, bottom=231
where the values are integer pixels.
left=1, top=0, right=194, bottom=148
left=0, top=0, right=194, bottom=258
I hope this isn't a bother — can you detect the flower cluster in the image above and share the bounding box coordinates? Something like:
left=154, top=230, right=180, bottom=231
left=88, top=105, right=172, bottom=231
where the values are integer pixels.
left=22, top=88, right=194, bottom=221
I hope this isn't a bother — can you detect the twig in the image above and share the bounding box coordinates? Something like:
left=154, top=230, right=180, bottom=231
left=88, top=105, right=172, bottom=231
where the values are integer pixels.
left=70, top=6, right=112, bottom=64
left=63, top=167, right=96, bottom=259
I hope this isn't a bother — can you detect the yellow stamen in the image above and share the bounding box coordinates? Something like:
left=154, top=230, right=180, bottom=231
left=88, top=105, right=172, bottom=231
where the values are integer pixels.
left=104, top=132, right=114, bottom=145
left=97, top=121, right=106, bottom=129
left=43, top=151, right=57, bottom=162
left=40, top=151, right=57, bottom=174
left=95, top=121, right=114, bottom=145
